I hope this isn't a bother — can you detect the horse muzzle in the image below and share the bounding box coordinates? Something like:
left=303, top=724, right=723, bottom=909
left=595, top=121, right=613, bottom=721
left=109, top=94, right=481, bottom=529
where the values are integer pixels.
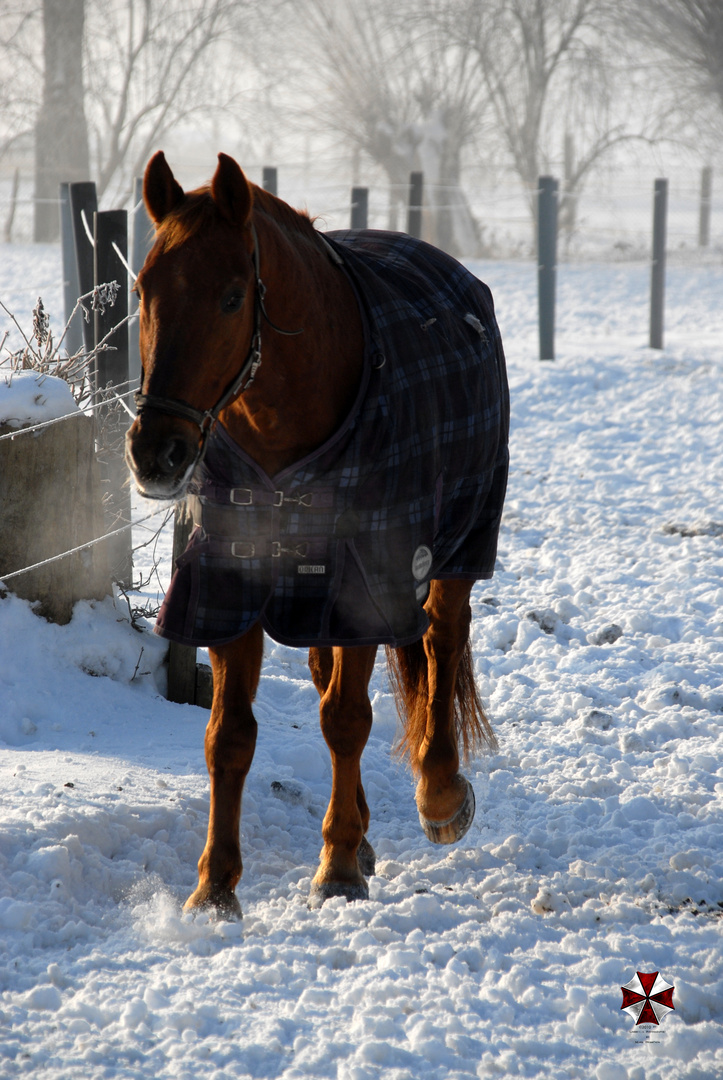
left=125, top=415, right=200, bottom=500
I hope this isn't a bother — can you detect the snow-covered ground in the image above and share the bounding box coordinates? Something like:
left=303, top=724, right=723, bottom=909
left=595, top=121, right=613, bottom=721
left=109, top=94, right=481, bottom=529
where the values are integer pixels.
left=0, top=242, right=722, bottom=1079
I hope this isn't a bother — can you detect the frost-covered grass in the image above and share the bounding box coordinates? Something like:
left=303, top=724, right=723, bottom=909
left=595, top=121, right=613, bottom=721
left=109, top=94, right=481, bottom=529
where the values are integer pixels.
left=0, top=244, right=721, bottom=1079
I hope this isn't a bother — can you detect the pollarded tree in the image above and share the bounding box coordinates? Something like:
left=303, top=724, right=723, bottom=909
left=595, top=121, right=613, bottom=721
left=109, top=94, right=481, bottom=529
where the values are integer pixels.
left=626, top=0, right=723, bottom=123
left=286, top=0, right=489, bottom=256
left=429, top=0, right=662, bottom=238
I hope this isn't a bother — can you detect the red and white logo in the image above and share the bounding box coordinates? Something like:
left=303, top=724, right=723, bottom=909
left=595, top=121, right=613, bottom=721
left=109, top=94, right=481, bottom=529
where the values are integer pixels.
left=620, top=971, right=675, bottom=1026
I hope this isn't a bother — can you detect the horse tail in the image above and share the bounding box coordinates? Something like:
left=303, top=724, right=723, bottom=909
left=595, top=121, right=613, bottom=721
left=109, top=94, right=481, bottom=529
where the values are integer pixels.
left=385, top=639, right=497, bottom=774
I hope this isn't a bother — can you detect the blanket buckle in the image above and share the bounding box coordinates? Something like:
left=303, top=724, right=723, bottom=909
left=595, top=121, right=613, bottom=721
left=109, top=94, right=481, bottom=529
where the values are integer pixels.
left=231, top=541, right=256, bottom=558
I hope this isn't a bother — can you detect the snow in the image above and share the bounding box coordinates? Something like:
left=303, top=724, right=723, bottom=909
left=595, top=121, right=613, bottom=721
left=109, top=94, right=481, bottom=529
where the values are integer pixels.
left=1, top=242, right=722, bottom=1079
left=0, top=371, right=78, bottom=429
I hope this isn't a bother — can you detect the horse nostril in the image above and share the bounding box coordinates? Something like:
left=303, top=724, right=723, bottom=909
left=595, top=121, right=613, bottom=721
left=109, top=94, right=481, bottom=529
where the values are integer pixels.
left=158, top=437, right=190, bottom=475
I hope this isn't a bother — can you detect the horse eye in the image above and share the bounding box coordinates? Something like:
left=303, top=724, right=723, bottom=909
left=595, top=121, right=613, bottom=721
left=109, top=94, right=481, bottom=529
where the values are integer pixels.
left=221, top=291, right=244, bottom=314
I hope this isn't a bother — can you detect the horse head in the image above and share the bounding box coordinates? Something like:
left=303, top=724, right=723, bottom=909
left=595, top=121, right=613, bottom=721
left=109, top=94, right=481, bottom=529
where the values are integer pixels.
left=125, top=151, right=257, bottom=500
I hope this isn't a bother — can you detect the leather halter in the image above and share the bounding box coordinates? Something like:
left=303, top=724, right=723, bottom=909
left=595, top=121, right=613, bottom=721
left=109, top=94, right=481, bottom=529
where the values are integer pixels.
left=133, top=223, right=302, bottom=461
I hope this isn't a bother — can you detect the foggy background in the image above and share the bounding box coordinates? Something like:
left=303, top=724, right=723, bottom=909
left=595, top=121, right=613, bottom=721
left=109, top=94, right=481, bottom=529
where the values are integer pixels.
left=1, top=0, right=722, bottom=258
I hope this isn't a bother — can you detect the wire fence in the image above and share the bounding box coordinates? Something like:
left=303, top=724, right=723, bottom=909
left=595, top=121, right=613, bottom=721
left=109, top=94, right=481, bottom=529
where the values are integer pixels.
left=1, top=163, right=721, bottom=260
left=1, top=153, right=721, bottom=618
left=0, top=504, right=171, bottom=586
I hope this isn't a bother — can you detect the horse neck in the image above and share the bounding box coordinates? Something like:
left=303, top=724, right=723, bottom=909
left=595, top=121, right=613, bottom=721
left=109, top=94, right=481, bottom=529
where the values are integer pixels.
left=221, top=210, right=363, bottom=478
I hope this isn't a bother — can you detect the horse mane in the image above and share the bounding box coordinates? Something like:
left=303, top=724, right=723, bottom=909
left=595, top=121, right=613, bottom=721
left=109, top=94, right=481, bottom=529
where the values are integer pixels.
left=155, top=182, right=318, bottom=253
left=253, top=185, right=319, bottom=240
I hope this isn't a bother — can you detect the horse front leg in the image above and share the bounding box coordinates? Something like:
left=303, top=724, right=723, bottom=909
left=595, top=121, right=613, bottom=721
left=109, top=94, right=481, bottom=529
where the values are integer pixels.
left=184, top=623, right=264, bottom=917
left=308, top=644, right=377, bottom=906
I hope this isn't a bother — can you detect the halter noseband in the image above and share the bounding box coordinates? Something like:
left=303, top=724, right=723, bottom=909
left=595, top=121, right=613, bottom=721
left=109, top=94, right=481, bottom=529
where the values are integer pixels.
left=133, top=223, right=302, bottom=459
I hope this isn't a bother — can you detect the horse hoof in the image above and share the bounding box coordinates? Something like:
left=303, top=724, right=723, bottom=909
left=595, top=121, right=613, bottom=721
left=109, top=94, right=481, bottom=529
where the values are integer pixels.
left=419, top=777, right=475, bottom=845
left=357, top=836, right=376, bottom=877
left=183, top=885, right=242, bottom=920
left=308, top=878, right=369, bottom=909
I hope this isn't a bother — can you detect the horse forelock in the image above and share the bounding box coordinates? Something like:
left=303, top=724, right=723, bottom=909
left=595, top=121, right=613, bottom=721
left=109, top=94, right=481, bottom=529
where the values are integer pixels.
left=154, top=183, right=317, bottom=254
left=154, top=187, right=221, bottom=252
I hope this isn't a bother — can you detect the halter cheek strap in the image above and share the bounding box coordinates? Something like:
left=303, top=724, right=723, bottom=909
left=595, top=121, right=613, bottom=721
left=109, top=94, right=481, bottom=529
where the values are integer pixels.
left=134, top=223, right=302, bottom=451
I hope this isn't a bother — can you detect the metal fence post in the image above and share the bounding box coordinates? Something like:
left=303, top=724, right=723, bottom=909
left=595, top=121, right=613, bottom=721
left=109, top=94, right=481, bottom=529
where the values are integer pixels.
left=68, top=181, right=98, bottom=353
left=407, top=172, right=423, bottom=239
left=538, top=176, right=559, bottom=361
left=698, top=166, right=712, bottom=248
left=650, top=178, right=668, bottom=350
left=262, top=167, right=278, bottom=196
left=59, top=183, right=84, bottom=356
left=351, top=186, right=368, bottom=230
left=94, top=209, right=132, bottom=587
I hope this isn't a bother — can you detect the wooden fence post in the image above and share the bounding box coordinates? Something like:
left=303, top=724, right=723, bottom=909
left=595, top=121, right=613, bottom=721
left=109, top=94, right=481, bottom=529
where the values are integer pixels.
left=407, top=172, right=423, bottom=239
left=538, top=176, right=559, bottom=362
left=0, top=412, right=111, bottom=623
left=59, top=183, right=84, bottom=356
left=351, top=186, right=368, bottom=230
left=68, top=181, right=97, bottom=353
left=650, top=178, right=668, bottom=350
left=129, top=175, right=153, bottom=389
left=699, top=166, right=713, bottom=248
left=93, top=208, right=132, bottom=587
left=262, top=167, right=278, bottom=196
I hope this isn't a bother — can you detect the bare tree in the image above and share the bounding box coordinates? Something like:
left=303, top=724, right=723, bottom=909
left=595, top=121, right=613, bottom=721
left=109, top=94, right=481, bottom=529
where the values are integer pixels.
left=1, top=0, right=262, bottom=236
left=285, top=0, right=489, bottom=255
left=84, top=0, right=244, bottom=203
left=627, top=0, right=723, bottom=121
left=0, top=3, right=41, bottom=160
left=431, top=0, right=662, bottom=237
left=34, top=0, right=90, bottom=241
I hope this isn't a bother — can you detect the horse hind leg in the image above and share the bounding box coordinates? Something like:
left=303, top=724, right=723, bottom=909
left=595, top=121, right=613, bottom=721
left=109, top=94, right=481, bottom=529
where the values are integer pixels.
left=387, top=579, right=496, bottom=844
left=308, top=644, right=377, bottom=906
left=184, top=624, right=263, bottom=917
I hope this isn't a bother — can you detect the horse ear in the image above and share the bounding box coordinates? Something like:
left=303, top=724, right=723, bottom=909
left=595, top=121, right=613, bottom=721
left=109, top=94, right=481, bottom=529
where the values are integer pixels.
left=144, top=151, right=184, bottom=225
left=211, top=153, right=253, bottom=227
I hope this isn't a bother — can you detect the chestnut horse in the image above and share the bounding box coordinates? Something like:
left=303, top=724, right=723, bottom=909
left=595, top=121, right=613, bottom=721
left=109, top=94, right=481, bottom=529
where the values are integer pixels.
left=126, top=152, right=508, bottom=916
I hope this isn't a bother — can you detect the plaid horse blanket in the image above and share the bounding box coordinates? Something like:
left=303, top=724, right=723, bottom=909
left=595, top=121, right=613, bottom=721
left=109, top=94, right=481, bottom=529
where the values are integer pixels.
left=155, top=230, right=510, bottom=648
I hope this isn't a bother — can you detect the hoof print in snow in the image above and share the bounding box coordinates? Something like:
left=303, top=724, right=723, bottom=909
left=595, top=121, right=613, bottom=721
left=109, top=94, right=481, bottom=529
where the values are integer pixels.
left=592, top=623, right=623, bottom=645
left=582, top=709, right=615, bottom=730
left=308, top=878, right=369, bottom=909
left=663, top=520, right=723, bottom=538
left=525, top=608, right=559, bottom=634
left=270, top=779, right=305, bottom=804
